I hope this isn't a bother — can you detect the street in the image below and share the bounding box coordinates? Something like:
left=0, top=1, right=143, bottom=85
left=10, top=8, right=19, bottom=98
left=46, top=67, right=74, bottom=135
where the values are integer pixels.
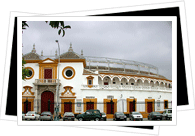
left=23, top=118, right=172, bottom=121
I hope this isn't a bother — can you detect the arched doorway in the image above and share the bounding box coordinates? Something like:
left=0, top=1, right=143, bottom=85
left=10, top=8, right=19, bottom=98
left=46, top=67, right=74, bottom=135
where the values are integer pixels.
left=41, top=91, right=54, bottom=114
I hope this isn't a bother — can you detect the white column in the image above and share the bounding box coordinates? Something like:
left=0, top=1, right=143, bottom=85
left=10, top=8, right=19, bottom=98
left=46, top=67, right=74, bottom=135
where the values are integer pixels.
left=34, top=85, right=38, bottom=112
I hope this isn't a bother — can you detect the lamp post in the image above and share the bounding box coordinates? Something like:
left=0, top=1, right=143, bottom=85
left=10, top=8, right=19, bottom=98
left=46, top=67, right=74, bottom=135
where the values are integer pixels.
left=54, top=40, right=60, bottom=121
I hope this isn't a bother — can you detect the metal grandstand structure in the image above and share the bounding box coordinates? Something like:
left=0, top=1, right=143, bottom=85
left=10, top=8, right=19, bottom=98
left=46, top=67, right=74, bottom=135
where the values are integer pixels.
left=37, top=55, right=160, bottom=77
left=84, top=56, right=159, bottom=77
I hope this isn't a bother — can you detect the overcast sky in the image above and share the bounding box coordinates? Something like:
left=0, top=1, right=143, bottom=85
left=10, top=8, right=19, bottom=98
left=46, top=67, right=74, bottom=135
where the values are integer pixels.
left=22, top=20, right=172, bottom=80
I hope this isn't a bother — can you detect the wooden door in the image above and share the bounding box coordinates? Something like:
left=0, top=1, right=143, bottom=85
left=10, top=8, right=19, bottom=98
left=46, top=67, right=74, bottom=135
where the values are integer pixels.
left=129, top=102, right=134, bottom=112
left=64, top=102, right=72, bottom=113
left=41, top=91, right=54, bottom=114
left=107, top=102, right=114, bottom=114
left=147, top=102, right=153, bottom=113
left=86, top=102, right=94, bottom=110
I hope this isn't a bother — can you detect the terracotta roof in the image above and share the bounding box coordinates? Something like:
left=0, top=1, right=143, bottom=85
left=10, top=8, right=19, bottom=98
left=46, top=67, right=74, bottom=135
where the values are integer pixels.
left=23, top=44, right=41, bottom=60
left=23, top=52, right=41, bottom=60
left=83, top=69, right=97, bottom=75
left=60, top=43, right=84, bottom=59
left=60, top=51, right=83, bottom=59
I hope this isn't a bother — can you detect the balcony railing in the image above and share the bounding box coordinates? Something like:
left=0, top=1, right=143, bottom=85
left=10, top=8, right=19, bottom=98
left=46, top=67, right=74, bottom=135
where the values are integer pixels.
left=34, top=79, right=60, bottom=85
left=81, top=84, right=172, bottom=92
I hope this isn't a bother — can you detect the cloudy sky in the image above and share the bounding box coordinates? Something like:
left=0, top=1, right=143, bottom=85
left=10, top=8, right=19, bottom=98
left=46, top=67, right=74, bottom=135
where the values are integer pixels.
left=22, top=20, right=172, bottom=80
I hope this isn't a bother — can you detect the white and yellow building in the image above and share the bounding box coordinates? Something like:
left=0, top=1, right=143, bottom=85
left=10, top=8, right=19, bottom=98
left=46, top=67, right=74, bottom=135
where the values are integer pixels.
left=22, top=44, right=172, bottom=118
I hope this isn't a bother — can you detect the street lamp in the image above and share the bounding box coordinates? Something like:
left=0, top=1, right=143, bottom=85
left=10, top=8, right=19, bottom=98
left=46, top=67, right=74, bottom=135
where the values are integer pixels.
left=54, top=40, right=60, bottom=121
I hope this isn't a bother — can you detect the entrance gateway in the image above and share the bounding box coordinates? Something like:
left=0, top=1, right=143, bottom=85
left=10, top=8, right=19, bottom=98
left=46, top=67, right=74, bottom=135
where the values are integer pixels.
left=41, top=91, right=54, bottom=114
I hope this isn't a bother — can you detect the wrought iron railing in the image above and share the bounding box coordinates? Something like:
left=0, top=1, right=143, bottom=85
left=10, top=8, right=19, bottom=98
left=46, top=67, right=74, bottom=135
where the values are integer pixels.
left=35, top=79, right=60, bottom=84
left=81, top=84, right=172, bottom=91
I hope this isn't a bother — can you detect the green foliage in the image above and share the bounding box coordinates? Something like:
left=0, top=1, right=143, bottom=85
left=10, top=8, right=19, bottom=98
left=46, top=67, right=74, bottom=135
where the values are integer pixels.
left=22, top=21, right=29, bottom=29
left=45, top=21, right=71, bottom=37
left=22, top=58, right=29, bottom=80
left=22, top=21, right=71, bottom=37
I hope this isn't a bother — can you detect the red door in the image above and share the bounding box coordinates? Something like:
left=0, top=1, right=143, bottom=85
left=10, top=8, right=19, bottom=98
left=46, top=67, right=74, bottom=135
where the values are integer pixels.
left=107, top=102, right=114, bottom=114
left=24, top=102, right=31, bottom=113
left=129, top=102, right=134, bottom=112
left=41, top=91, right=54, bottom=114
left=64, top=102, right=72, bottom=113
left=44, top=69, right=52, bottom=79
left=147, top=102, right=153, bottom=113
left=86, top=102, right=94, bottom=110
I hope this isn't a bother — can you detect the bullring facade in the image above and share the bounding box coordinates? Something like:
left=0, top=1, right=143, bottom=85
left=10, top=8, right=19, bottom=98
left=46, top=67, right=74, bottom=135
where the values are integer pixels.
left=22, top=44, right=172, bottom=118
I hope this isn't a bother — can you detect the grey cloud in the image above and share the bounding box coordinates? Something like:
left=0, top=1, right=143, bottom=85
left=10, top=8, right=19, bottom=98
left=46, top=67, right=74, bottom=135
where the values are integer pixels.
left=22, top=20, right=172, bottom=80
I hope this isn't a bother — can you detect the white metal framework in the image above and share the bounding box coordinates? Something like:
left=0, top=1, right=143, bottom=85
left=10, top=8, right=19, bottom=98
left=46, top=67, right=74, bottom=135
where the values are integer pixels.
left=84, top=56, right=159, bottom=76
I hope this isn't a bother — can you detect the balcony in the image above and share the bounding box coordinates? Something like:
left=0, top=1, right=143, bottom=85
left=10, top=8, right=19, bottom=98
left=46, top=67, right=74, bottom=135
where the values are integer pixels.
left=81, top=84, right=172, bottom=92
left=34, top=79, right=60, bottom=85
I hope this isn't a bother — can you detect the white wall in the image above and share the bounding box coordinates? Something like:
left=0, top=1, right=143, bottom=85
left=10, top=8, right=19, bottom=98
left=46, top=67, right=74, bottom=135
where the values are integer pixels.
left=22, top=61, right=172, bottom=114
left=79, top=89, right=172, bottom=113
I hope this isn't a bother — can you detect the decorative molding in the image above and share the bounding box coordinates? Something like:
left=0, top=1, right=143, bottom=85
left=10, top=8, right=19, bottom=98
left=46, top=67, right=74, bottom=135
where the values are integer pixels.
left=60, top=86, right=76, bottom=98
left=22, top=86, right=34, bottom=96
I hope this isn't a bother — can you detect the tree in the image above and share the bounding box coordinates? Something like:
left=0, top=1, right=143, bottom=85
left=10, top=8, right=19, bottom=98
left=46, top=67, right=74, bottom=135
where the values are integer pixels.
left=22, top=21, right=71, bottom=80
left=22, top=59, right=29, bottom=80
left=22, top=21, right=71, bottom=37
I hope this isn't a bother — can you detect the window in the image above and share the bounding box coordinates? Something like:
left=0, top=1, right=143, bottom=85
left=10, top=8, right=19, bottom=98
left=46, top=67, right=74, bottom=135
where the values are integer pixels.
left=25, top=67, right=34, bottom=80
left=62, top=66, right=75, bottom=80
left=86, top=76, right=94, bottom=88
left=65, top=70, right=73, bottom=77
left=104, top=82, right=108, bottom=85
left=88, top=79, right=92, bottom=85
left=131, top=83, right=134, bottom=85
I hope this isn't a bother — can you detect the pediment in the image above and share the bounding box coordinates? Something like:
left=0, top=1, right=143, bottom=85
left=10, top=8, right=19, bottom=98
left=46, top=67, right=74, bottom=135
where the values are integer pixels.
left=61, top=86, right=76, bottom=98
left=22, top=86, right=34, bottom=96
left=61, top=91, right=75, bottom=97
left=39, top=58, right=58, bottom=64
left=23, top=90, right=33, bottom=96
